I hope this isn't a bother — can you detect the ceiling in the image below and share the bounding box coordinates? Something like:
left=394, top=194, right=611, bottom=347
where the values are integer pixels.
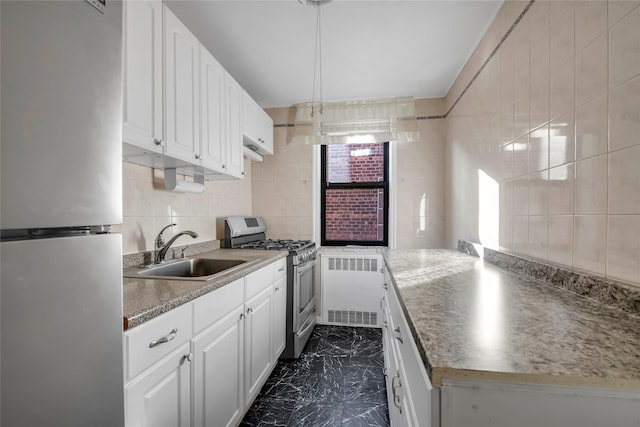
left=165, top=0, right=503, bottom=109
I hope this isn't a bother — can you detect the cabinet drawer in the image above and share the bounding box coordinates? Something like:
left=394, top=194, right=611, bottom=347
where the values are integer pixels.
left=274, top=258, right=286, bottom=280
left=125, top=303, right=193, bottom=381
left=245, top=263, right=275, bottom=300
left=193, top=278, right=244, bottom=334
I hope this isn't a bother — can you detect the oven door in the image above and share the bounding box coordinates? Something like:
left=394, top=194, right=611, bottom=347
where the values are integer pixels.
left=293, top=257, right=316, bottom=332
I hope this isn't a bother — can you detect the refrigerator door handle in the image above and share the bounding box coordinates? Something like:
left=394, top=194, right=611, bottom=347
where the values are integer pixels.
left=149, top=328, right=178, bottom=348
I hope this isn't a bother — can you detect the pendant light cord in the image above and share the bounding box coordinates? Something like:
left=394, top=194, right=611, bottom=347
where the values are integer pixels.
left=311, top=3, right=323, bottom=117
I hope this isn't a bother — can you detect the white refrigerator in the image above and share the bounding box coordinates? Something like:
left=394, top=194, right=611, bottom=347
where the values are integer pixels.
left=1, top=1, right=125, bottom=426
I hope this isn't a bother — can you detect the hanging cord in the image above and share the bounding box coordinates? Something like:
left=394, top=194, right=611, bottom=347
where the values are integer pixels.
left=311, top=2, right=324, bottom=117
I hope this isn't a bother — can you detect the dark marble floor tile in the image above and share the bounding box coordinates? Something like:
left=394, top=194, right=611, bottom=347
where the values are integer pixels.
left=343, top=366, right=387, bottom=404
left=289, top=402, right=344, bottom=427
left=241, top=325, right=390, bottom=427
left=349, top=355, right=384, bottom=369
left=342, top=402, right=390, bottom=427
left=299, top=371, right=345, bottom=403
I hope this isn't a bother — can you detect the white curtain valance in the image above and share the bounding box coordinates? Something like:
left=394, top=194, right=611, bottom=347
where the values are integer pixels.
left=291, top=97, right=419, bottom=145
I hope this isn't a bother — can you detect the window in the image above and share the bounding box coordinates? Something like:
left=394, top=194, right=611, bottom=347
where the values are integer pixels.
left=321, top=142, right=389, bottom=246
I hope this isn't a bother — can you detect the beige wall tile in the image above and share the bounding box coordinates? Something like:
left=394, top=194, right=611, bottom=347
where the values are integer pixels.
left=608, top=1, right=640, bottom=27
left=549, top=5, right=575, bottom=73
left=575, top=1, right=607, bottom=53
left=500, top=214, right=514, bottom=251
left=609, top=75, right=640, bottom=151
left=529, top=170, right=549, bottom=215
left=549, top=112, right=575, bottom=168
left=607, top=214, right=640, bottom=283
left=529, top=125, right=550, bottom=172
left=501, top=179, right=515, bottom=217
left=608, top=145, right=640, bottom=214
left=513, top=176, right=529, bottom=215
left=549, top=163, right=574, bottom=215
left=513, top=135, right=530, bottom=177
left=528, top=214, right=548, bottom=260
left=575, top=154, right=608, bottom=214
left=512, top=214, right=530, bottom=255
left=573, top=214, right=607, bottom=275
left=548, top=214, right=574, bottom=266
left=531, top=33, right=551, bottom=87
left=575, top=93, right=608, bottom=160
left=550, top=0, right=574, bottom=26
left=575, top=33, right=608, bottom=107
left=530, top=78, right=550, bottom=130
left=529, top=0, right=550, bottom=45
left=550, top=58, right=575, bottom=120
left=502, top=142, right=515, bottom=179
left=609, top=6, right=640, bottom=88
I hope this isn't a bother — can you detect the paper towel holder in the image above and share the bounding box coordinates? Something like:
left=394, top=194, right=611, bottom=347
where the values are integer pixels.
left=164, top=168, right=205, bottom=194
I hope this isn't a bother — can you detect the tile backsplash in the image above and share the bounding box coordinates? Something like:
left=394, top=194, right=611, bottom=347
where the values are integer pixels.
left=446, top=0, right=640, bottom=287
left=114, top=159, right=252, bottom=255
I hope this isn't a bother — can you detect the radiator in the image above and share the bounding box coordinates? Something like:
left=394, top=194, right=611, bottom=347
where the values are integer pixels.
left=320, top=252, right=384, bottom=327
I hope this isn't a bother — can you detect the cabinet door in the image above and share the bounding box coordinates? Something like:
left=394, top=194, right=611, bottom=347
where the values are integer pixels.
left=125, top=343, right=192, bottom=427
left=122, top=0, right=163, bottom=154
left=199, top=45, right=226, bottom=172
left=271, top=276, right=287, bottom=360
left=245, top=285, right=273, bottom=405
left=259, top=109, right=274, bottom=155
left=164, top=6, right=200, bottom=164
left=192, top=304, right=245, bottom=427
left=242, top=90, right=260, bottom=144
left=224, top=72, right=245, bottom=179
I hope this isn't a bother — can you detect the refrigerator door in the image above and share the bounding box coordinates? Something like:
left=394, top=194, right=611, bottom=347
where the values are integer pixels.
left=0, top=0, right=123, bottom=229
left=1, top=234, right=124, bottom=426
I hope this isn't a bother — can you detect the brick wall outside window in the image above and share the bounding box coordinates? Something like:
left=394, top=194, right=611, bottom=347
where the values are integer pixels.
left=323, top=143, right=387, bottom=243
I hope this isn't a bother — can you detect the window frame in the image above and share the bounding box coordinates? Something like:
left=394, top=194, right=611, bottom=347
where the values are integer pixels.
left=320, top=142, right=390, bottom=247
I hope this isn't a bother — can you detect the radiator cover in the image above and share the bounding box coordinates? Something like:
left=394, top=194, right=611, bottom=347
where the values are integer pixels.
left=320, top=252, right=384, bottom=327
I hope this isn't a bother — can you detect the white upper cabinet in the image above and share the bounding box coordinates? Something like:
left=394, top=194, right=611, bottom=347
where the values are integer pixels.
left=122, top=0, right=163, bottom=154
left=164, top=6, right=200, bottom=165
left=199, top=45, right=226, bottom=173
left=224, top=73, right=245, bottom=179
left=242, top=90, right=274, bottom=155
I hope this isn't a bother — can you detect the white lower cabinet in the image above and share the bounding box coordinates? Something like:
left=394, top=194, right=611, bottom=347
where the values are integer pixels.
left=192, top=303, right=245, bottom=427
left=125, top=259, right=287, bottom=427
left=382, top=272, right=438, bottom=427
left=125, top=343, right=192, bottom=427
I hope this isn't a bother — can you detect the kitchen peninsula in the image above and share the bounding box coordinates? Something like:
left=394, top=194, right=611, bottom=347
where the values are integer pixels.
left=382, top=249, right=640, bottom=426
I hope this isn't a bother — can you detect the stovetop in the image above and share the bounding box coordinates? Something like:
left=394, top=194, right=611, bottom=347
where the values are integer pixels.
left=238, top=239, right=314, bottom=252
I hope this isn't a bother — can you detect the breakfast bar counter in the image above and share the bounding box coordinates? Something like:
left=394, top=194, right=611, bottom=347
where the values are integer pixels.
left=382, top=249, right=640, bottom=391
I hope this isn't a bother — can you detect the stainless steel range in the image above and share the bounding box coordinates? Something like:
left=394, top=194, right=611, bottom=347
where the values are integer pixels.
left=224, top=216, right=317, bottom=359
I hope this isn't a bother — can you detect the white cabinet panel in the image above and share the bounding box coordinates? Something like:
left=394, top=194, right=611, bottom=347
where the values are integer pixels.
left=242, top=90, right=274, bottom=155
left=245, top=285, right=273, bottom=405
left=224, top=72, right=245, bottom=178
left=164, top=6, right=200, bottom=164
left=125, top=343, right=192, bottom=427
left=122, top=0, right=163, bottom=154
left=272, top=276, right=287, bottom=359
left=199, top=45, right=226, bottom=172
left=192, top=305, right=245, bottom=427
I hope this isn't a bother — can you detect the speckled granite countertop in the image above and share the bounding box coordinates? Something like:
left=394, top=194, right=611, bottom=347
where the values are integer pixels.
left=383, top=249, right=640, bottom=391
left=123, top=249, right=287, bottom=330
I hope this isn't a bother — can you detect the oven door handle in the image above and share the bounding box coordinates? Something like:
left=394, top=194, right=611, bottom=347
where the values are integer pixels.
left=297, top=258, right=316, bottom=275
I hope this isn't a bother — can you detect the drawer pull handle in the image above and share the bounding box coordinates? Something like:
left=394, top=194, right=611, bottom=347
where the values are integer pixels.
left=393, top=327, right=403, bottom=344
left=247, top=307, right=253, bottom=314
left=382, top=320, right=388, bottom=329
left=278, top=266, right=285, bottom=272
left=392, top=373, right=402, bottom=413
left=149, top=328, right=178, bottom=348
left=275, top=287, right=280, bottom=292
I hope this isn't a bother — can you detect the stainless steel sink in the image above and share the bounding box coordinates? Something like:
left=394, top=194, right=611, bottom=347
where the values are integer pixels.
left=125, top=258, right=258, bottom=281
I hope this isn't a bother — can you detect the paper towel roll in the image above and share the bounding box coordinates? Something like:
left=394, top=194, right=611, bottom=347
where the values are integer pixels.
left=164, top=168, right=205, bottom=194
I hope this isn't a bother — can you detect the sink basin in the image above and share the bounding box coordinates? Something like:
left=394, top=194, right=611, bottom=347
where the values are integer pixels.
left=125, top=258, right=257, bottom=281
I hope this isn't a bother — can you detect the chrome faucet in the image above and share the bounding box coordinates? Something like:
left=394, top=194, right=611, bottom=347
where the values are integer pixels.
left=155, top=225, right=198, bottom=264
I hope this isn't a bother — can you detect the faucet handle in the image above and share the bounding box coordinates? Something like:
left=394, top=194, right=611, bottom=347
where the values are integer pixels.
left=180, top=246, right=189, bottom=259
left=156, top=223, right=176, bottom=249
